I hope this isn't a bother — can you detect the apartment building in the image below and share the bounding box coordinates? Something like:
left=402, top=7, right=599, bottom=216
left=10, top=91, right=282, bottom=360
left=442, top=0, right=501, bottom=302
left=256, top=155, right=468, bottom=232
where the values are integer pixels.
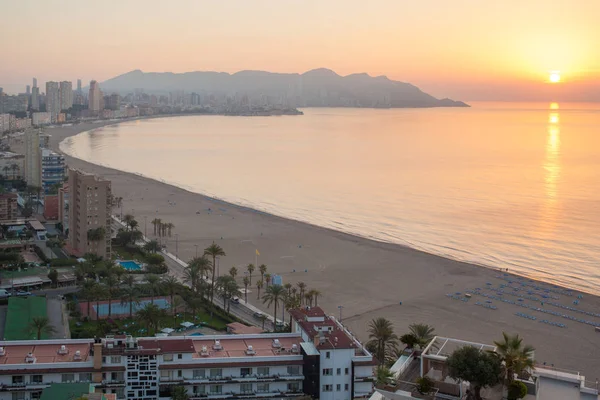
left=0, top=193, right=18, bottom=221
left=58, top=183, right=69, bottom=233
left=0, top=311, right=375, bottom=400
left=67, top=169, right=111, bottom=259
left=40, top=149, right=65, bottom=193
left=289, top=306, right=377, bottom=400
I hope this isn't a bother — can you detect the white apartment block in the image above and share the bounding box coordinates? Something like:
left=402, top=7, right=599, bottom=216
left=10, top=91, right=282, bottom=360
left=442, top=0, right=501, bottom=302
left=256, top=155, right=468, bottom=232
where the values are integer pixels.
left=60, top=81, right=73, bottom=110
left=45, top=82, right=61, bottom=121
left=32, top=112, right=52, bottom=126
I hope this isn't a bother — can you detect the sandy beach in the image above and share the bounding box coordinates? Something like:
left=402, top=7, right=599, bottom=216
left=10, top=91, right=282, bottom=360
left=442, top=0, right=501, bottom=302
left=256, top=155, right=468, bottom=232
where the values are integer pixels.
left=46, top=119, right=600, bottom=380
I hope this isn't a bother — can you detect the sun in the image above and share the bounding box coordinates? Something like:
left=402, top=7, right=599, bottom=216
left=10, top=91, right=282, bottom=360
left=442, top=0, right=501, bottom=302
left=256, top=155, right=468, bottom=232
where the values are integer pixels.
left=549, top=71, right=561, bottom=83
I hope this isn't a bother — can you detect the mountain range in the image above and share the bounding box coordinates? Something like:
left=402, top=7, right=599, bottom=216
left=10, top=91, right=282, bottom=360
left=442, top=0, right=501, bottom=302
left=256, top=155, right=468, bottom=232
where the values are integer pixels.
left=99, top=68, right=469, bottom=108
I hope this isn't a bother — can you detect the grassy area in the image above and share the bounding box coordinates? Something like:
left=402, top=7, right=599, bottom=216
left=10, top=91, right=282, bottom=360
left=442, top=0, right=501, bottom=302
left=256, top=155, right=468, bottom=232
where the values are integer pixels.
left=112, top=245, right=144, bottom=262
left=70, top=308, right=231, bottom=339
left=5, top=296, right=48, bottom=340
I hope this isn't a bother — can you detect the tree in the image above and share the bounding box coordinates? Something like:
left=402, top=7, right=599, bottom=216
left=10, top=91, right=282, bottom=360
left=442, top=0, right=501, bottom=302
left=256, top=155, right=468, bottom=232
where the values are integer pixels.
left=229, top=266, right=238, bottom=279
left=123, top=214, right=135, bottom=231
left=264, top=273, right=271, bottom=287
left=259, top=264, right=267, bottom=283
left=400, top=333, right=419, bottom=349
left=493, top=332, right=535, bottom=383
left=409, top=323, right=436, bottom=348
left=446, top=346, right=503, bottom=400
left=10, top=163, right=19, bottom=180
left=366, top=318, right=399, bottom=365
left=185, top=256, right=211, bottom=297
left=284, top=283, right=292, bottom=296
left=262, top=284, right=285, bottom=331
left=151, top=218, right=161, bottom=235
left=308, top=289, right=321, bottom=306
left=163, top=275, right=180, bottom=316
left=92, top=284, right=107, bottom=321
left=166, top=222, right=175, bottom=237
left=81, top=280, right=98, bottom=318
left=256, top=280, right=264, bottom=300
left=375, top=366, right=394, bottom=387
left=415, top=376, right=435, bottom=395
left=246, top=263, right=255, bottom=285
left=146, top=253, right=165, bottom=268
left=28, top=316, right=56, bottom=340
left=242, top=276, right=250, bottom=303
left=284, top=292, right=301, bottom=328
left=144, top=240, right=162, bottom=253
left=145, top=274, right=162, bottom=304
left=47, top=269, right=59, bottom=288
left=129, top=219, right=139, bottom=232
left=121, top=275, right=140, bottom=318
left=171, top=385, right=190, bottom=400
left=87, top=227, right=106, bottom=255
left=204, top=242, right=226, bottom=304
left=507, top=381, right=527, bottom=400
left=216, top=275, right=241, bottom=312
left=136, top=303, right=167, bottom=334
left=2, top=166, right=9, bottom=179
left=296, top=281, right=306, bottom=303
left=104, top=275, right=119, bottom=317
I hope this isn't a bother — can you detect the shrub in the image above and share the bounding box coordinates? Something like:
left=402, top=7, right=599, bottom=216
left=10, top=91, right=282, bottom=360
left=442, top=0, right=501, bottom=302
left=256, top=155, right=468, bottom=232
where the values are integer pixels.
left=146, top=264, right=168, bottom=274
left=49, top=258, right=78, bottom=267
left=416, top=376, right=435, bottom=395
left=508, top=381, right=527, bottom=400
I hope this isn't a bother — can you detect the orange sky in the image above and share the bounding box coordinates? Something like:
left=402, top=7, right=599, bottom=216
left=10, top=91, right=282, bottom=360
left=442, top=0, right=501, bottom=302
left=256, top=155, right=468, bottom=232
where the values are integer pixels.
left=1, top=0, right=599, bottom=101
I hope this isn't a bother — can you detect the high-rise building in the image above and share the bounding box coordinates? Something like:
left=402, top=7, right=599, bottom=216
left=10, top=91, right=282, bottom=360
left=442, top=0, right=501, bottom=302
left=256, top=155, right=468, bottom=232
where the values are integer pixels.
left=88, top=80, right=102, bottom=113
left=24, top=129, right=41, bottom=187
left=60, top=81, right=73, bottom=110
left=68, top=168, right=112, bottom=259
left=106, top=93, right=120, bottom=110
left=31, top=86, right=40, bottom=110
left=26, top=85, right=31, bottom=95
left=45, top=81, right=61, bottom=120
left=41, top=149, right=65, bottom=193
left=77, top=78, right=82, bottom=93
left=0, top=193, right=18, bottom=221
left=33, top=77, right=37, bottom=88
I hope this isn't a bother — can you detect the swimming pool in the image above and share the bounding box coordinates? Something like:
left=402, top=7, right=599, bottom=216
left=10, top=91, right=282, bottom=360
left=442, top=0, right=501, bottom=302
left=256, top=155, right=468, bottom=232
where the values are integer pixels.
left=94, top=298, right=169, bottom=316
left=188, top=332, right=204, bottom=336
left=118, top=260, right=142, bottom=271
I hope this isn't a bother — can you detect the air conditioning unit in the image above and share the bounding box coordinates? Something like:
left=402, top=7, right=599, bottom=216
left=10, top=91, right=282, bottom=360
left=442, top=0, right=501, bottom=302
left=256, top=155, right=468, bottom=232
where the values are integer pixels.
left=291, top=344, right=299, bottom=354
left=272, top=339, right=281, bottom=348
left=58, top=345, right=68, bottom=355
left=74, top=350, right=82, bottom=361
left=213, top=340, right=223, bottom=350
left=245, top=345, right=256, bottom=356
left=200, top=346, right=210, bottom=357
left=25, top=353, right=36, bottom=363
left=0, top=347, right=5, bottom=356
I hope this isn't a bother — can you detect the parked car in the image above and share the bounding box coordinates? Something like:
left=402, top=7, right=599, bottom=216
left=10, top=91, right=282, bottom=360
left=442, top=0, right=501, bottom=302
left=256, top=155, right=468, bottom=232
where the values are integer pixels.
left=15, top=290, right=32, bottom=296
left=0, top=289, right=11, bottom=298
left=253, top=311, right=264, bottom=319
left=231, top=296, right=240, bottom=304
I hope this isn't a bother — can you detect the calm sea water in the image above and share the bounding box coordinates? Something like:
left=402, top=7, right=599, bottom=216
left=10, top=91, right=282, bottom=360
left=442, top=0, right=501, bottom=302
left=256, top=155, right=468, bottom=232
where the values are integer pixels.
left=60, top=104, right=600, bottom=293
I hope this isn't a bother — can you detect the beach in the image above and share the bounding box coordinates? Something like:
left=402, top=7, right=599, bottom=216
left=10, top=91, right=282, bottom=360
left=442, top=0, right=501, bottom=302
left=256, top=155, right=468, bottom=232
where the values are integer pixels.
left=47, top=119, right=600, bottom=380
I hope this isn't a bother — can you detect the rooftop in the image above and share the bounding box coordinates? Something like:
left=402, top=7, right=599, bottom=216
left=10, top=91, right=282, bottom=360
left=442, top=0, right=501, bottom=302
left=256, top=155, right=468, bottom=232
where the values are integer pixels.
left=0, top=342, right=91, bottom=364
left=227, top=322, right=265, bottom=335
left=422, top=336, right=497, bottom=359
left=191, top=336, right=302, bottom=358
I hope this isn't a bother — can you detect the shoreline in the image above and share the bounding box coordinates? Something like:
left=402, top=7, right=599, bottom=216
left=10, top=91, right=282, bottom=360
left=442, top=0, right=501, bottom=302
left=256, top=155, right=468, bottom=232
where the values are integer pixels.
left=47, top=116, right=600, bottom=379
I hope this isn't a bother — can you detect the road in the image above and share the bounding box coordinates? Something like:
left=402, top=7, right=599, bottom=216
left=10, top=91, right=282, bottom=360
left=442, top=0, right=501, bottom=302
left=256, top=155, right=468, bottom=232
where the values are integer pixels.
left=111, top=218, right=276, bottom=331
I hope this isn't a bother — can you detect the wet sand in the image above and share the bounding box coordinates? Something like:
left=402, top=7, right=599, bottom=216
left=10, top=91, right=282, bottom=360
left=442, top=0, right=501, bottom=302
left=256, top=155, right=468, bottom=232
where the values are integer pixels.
left=46, top=120, right=600, bottom=380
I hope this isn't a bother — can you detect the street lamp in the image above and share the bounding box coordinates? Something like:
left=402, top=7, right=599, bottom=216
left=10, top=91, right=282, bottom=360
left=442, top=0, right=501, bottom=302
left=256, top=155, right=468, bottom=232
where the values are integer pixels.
left=338, top=305, right=344, bottom=322
left=175, top=233, right=179, bottom=259
left=144, top=216, right=147, bottom=238
left=194, top=244, right=198, bottom=258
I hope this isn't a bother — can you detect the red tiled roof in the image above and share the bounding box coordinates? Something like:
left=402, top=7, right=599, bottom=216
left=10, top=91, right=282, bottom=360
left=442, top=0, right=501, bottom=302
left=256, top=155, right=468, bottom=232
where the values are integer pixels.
left=138, top=339, right=195, bottom=353
left=290, top=307, right=357, bottom=350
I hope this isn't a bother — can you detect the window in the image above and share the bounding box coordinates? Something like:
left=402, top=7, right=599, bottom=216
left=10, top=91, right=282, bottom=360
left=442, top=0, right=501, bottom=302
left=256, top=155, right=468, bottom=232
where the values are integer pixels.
left=62, top=374, right=75, bottom=383
left=322, top=384, right=333, bottom=392
left=79, top=372, right=92, bottom=382
left=30, top=375, right=43, bottom=384
left=345, top=368, right=349, bottom=375
left=210, top=368, right=222, bottom=378
left=30, top=392, right=42, bottom=400
left=257, top=383, right=270, bottom=393
left=345, top=384, right=349, bottom=391
left=257, top=367, right=269, bottom=376
left=336, top=384, right=341, bottom=391
left=177, top=353, right=183, bottom=359
left=160, top=370, right=170, bottom=378
left=193, top=385, right=206, bottom=394
left=287, top=382, right=300, bottom=392
left=322, top=368, right=333, bottom=376
left=326, top=351, right=331, bottom=359
left=12, top=376, right=24, bottom=384
left=210, top=385, right=223, bottom=394
left=193, top=369, right=206, bottom=378
left=336, top=368, right=341, bottom=375
left=287, top=365, right=300, bottom=375
left=163, top=354, right=173, bottom=362
left=110, top=355, right=121, bottom=364
left=240, top=367, right=252, bottom=376
left=12, top=393, right=25, bottom=400
left=177, top=370, right=182, bottom=378
left=240, top=383, right=253, bottom=393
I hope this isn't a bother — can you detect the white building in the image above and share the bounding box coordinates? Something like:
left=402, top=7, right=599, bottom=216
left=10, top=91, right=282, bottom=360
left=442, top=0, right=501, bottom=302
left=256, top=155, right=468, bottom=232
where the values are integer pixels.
left=0, top=114, right=10, bottom=133
left=89, top=80, right=102, bottom=113
left=32, top=112, right=52, bottom=126
left=24, top=129, right=41, bottom=187
left=60, top=80, right=73, bottom=110
left=45, top=81, right=61, bottom=121
left=289, top=306, right=376, bottom=400
left=41, top=148, right=65, bottom=193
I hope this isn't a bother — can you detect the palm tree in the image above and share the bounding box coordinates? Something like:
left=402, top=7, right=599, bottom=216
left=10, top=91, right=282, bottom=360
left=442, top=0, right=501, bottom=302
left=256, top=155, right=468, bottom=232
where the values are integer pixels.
left=259, top=264, right=267, bottom=283
left=2, top=166, right=9, bottom=179
left=81, top=279, right=97, bottom=318
left=284, top=283, right=292, bottom=296
left=284, top=292, right=301, bottom=327
left=264, top=273, right=272, bottom=288
left=256, top=280, right=264, bottom=300
left=308, top=289, right=321, bottom=306
left=409, top=323, right=436, bottom=348
left=262, top=285, right=285, bottom=331
left=166, top=222, right=175, bottom=237
left=92, top=284, right=107, bottom=321
left=246, top=263, right=255, bottom=285
left=145, top=274, right=162, bottom=304
left=171, top=385, right=190, bottom=400
left=242, top=276, right=250, bottom=303
left=185, top=256, right=211, bottom=296
left=10, top=163, right=19, bottom=180
left=28, top=317, right=56, bottom=340
left=296, top=282, right=307, bottom=303
left=493, top=332, right=535, bottom=383
left=129, top=219, right=139, bottom=231
left=162, top=275, right=179, bottom=316
left=375, top=366, right=394, bottom=387
left=144, top=240, right=161, bottom=253
left=367, top=317, right=399, bottom=365
left=121, top=275, right=140, bottom=318
left=229, top=266, right=238, bottom=279
left=204, top=242, right=226, bottom=304
left=304, top=292, right=313, bottom=307
left=104, top=275, right=119, bottom=317
left=87, top=227, right=106, bottom=255
left=136, top=303, right=167, bottom=334
left=151, top=218, right=161, bottom=235
left=123, top=214, right=135, bottom=230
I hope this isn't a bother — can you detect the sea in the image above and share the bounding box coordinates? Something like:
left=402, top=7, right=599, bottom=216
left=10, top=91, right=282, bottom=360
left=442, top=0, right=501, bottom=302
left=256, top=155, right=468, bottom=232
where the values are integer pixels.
left=60, top=103, right=600, bottom=294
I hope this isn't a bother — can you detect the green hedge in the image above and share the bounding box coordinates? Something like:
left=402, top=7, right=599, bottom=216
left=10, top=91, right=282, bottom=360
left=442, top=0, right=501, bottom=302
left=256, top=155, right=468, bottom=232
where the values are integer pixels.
left=49, top=258, right=78, bottom=267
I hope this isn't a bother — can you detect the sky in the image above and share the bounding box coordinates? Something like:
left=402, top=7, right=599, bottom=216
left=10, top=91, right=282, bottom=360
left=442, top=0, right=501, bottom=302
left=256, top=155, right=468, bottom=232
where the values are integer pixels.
left=1, top=0, right=600, bottom=101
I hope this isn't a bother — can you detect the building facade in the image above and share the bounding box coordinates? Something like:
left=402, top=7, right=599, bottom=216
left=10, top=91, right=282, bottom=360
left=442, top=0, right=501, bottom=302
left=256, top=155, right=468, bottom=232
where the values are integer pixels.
left=67, top=169, right=112, bottom=259
left=0, top=193, right=18, bottom=221
left=32, top=112, right=52, bottom=126
left=0, top=114, right=11, bottom=133
left=45, top=81, right=61, bottom=121
left=31, top=86, right=40, bottom=110
left=41, top=149, right=65, bottom=193
left=0, top=152, right=24, bottom=180
left=58, top=183, right=69, bottom=233
left=89, top=80, right=102, bottom=113
left=24, top=129, right=41, bottom=187
left=60, top=81, right=73, bottom=111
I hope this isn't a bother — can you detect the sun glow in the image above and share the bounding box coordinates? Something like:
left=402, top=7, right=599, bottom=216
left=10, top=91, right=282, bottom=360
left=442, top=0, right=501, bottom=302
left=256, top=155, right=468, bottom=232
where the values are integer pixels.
left=549, top=71, right=561, bottom=83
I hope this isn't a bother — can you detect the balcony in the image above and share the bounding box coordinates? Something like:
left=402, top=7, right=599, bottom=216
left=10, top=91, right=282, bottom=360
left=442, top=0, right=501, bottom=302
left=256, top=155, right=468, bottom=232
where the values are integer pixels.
left=0, top=382, right=50, bottom=391
left=354, top=375, right=375, bottom=383
left=184, top=374, right=304, bottom=385
left=188, top=390, right=305, bottom=400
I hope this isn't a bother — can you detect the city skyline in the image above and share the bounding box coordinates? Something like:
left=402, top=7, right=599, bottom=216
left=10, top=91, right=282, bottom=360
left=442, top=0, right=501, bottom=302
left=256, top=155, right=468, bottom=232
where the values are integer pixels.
left=1, top=0, right=600, bottom=101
